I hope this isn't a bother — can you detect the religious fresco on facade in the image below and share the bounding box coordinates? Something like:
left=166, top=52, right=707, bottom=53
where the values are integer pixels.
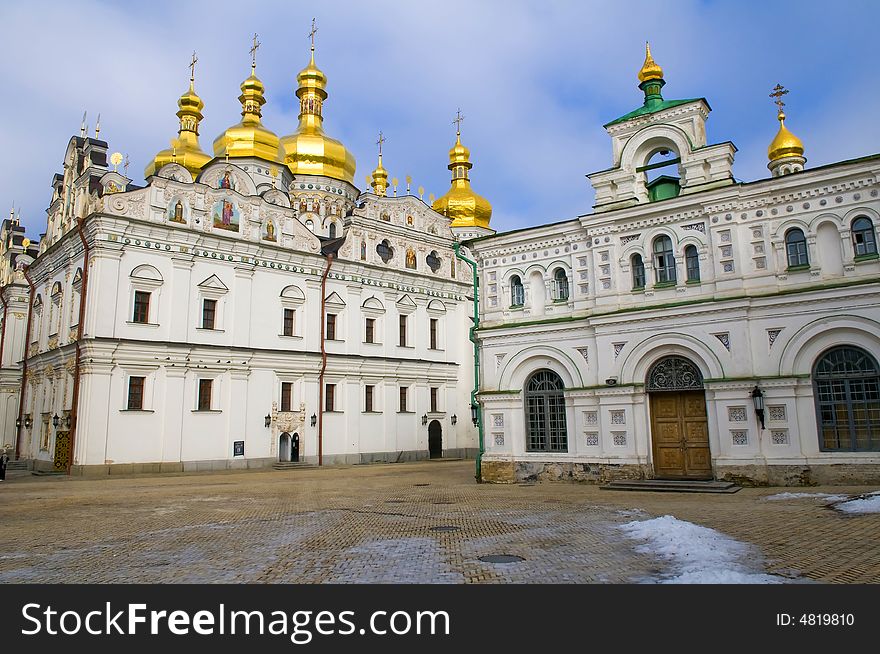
left=166, top=199, right=187, bottom=223
left=212, top=198, right=240, bottom=232
left=264, top=220, right=277, bottom=241
left=218, top=170, right=235, bottom=190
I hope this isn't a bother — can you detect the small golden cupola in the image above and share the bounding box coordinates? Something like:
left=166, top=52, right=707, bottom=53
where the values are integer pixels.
left=637, top=42, right=664, bottom=83
left=145, top=52, right=212, bottom=179
left=432, top=111, right=492, bottom=229
left=278, top=22, right=356, bottom=184
left=213, top=34, right=281, bottom=162
left=370, top=131, right=389, bottom=197
left=767, top=83, right=806, bottom=177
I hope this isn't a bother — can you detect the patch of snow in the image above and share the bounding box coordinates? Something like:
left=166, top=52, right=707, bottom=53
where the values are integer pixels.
left=834, top=492, right=880, bottom=515
left=763, top=492, right=849, bottom=503
left=619, top=515, right=789, bottom=584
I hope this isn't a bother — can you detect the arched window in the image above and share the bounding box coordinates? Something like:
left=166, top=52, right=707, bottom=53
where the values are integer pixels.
left=525, top=369, right=567, bottom=452
left=305, top=219, right=314, bottom=232
left=685, top=245, right=700, bottom=282
left=328, top=222, right=337, bottom=239
left=814, top=346, right=880, bottom=451
left=510, top=275, right=524, bottom=307
left=631, top=253, right=646, bottom=289
left=852, top=217, right=878, bottom=257
left=376, top=239, right=393, bottom=264
left=785, top=228, right=809, bottom=268
left=551, top=268, right=569, bottom=301
left=653, top=235, right=676, bottom=284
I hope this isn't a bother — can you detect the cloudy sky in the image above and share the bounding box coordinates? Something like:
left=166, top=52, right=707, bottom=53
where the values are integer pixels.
left=1, top=0, right=877, bottom=237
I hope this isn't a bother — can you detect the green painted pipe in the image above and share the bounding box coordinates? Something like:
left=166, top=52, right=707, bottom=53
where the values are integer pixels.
left=453, top=241, right=483, bottom=483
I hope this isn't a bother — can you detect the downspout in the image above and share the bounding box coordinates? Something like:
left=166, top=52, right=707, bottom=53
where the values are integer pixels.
left=0, top=284, right=8, bottom=368
left=453, top=241, right=483, bottom=483
left=317, top=253, right=334, bottom=467
left=14, top=267, right=36, bottom=460
left=68, top=215, right=90, bottom=475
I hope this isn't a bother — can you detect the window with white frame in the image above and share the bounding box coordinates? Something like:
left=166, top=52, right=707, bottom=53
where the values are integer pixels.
left=280, top=285, right=305, bottom=337
left=129, top=264, right=163, bottom=326
left=196, top=274, right=229, bottom=331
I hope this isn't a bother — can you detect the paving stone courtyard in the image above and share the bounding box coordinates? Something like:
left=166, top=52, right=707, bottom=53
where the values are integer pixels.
left=1, top=460, right=878, bottom=583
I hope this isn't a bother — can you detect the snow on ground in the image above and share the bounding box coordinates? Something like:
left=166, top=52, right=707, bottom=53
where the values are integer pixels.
left=763, top=492, right=849, bottom=503
left=833, top=491, right=880, bottom=515
left=619, top=515, right=789, bottom=584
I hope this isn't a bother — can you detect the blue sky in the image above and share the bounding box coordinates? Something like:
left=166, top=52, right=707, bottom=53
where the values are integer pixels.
left=1, top=0, right=878, bottom=238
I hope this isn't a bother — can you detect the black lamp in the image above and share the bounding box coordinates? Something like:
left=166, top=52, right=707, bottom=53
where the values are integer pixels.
left=451, top=414, right=457, bottom=425
left=470, top=403, right=479, bottom=426
left=310, top=413, right=317, bottom=427
left=264, top=414, right=272, bottom=428
left=52, top=413, right=60, bottom=428
left=751, top=386, right=765, bottom=430
left=422, top=414, right=428, bottom=425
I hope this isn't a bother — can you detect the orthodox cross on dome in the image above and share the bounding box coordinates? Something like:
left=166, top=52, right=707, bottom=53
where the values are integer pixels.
left=309, top=17, right=318, bottom=51
left=453, top=108, right=465, bottom=136
left=250, top=33, right=261, bottom=69
left=189, top=51, right=198, bottom=82
left=376, top=131, right=385, bottom=157
left=769, top=83, right=789, bottom=117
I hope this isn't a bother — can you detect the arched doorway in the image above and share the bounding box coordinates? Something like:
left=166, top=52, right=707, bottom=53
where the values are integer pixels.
left=647, top=356, right=712, bottom=479
left=279, top=432, right=290, bottom=462
left=524, top=369, right=568, bottom=452
left=428, top=420, right=442, bottom=459
left=291, top=432, right=300, bottom=462
left=813, top=346, right=880, bottom=451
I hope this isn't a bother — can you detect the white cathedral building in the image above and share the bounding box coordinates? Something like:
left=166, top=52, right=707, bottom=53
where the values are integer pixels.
left=471, top=46, right=880, bottom=485
left=3, top=39, right=493, bottom=474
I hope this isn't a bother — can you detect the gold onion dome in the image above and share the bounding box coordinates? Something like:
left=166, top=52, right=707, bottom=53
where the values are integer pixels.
left=213, top=63, right=281, bottom=161
left=768, top=111, right=804, bottom=162
left=370, top=151, right=389, bottom=197
left=432, top=131, right=492, bottom=229
left=278, top=47, right=356, bottom=184
left=145, top=74, right=212, bottom=179
left=638, top=42, right=664, bottom=83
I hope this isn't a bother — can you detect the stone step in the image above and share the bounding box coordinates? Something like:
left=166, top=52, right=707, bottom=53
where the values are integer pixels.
left=600, top=479, right=740, bottom=494
left=272, top=462, right=316, bottom=471
left=6, top=461, right=30, bottom=471
left=31, top=470, right=67, bottom=476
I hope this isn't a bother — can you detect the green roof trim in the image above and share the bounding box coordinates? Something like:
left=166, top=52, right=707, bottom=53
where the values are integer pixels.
left=604, top=97, right=704, bottom=128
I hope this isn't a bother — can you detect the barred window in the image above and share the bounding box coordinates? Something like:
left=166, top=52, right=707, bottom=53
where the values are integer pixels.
left=524, top=370, right=568, bottom=452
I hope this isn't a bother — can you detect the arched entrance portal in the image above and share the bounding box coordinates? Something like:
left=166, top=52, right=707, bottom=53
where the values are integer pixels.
left=428, top=420, right=443, bottom=459
left=291, top=432, right=300, bottom=462
left=279, top=432, right=290, bottom=462
left=647, top=356, right=712, bottom=480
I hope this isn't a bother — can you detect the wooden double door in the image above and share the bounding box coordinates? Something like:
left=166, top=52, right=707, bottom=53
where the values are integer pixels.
left=649, top=390, right=712, bottom=480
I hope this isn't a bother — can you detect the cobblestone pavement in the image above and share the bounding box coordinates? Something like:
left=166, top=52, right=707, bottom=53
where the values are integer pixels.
left=0, top=461, right=877, bottom=583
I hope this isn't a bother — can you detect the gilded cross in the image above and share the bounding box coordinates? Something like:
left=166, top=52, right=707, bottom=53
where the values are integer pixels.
left=309, top=18, right=318, bottom=50
left=189, top=51, right=198, bottom=81
left=250, top=33, right=261, bottom=68
left=376, top=131, right=385, bottom=156
left=769, top=83, right=788, bottom=115
left=453, top=108, right=465, bottom=135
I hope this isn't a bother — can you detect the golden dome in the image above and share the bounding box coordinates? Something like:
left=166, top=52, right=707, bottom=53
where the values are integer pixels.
left=768, top=111, right=805, bottom=162
left=432, top=131, right=492, bottom=229
left=638, top=42, right=664, bottom=83
left=145, top=76, right=212, bottom=179
left=278, top=47, right=356, bottom=184
left=213, top=65, right=281, bottom=162
left=370, top=153, right=389, bottom=197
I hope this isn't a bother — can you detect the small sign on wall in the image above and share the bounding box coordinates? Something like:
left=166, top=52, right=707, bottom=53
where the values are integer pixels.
left=233, top=440, right=244, bottom=457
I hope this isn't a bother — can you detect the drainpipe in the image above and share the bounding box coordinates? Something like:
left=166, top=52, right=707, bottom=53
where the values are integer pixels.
left=14, top=266, right=36, bottom=460
left=317, top=253, right=334, bottom=467
left=453, top=241, right=483, bottom=483
left=0, top=284, right=8, bottom=368
left=67, top=215, right=91, bottom=475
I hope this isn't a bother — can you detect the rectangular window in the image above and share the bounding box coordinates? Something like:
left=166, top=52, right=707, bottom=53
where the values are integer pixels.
left=283, top=308, right=295, bottom=336
left=127, top=376, right=145, bottom=410
left=365, top=385, right=374, bottom=412
left=365, top=317, right=375, bottom=343
left=325, top=383, right=335, bottom=412
left=202, top=299, right=217, bottom=330
left=326, top=313, right=337, bottom=340
left=430, top=387, right=438, bottom=413
left=399, top=386, right=407, bottom=412
left=133, top=291, right=150, bottom=324
left=197, top=379, right=213, bottom=411
left=281, top=382, right=292, bottom=412
left=429, top=318, right=438, bottom=349
left=399, top=315, right=407, bottom=347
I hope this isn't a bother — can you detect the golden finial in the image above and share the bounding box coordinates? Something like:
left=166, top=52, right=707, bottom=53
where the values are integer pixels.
left=405, top=175, right=412, bottom=194
left=309, top=17, right=318, bottom=51
left=172, top=146, right=177, bottom=163
left=638, top=41, right=664, bottom=83
left=418, top=185, right=424, bottom=199
left=189, top=51, right=198, bottom=83
left=429, top=193, right=435, bottom=204
left=453, top=108, right=465, bottom=136
left=110, top=152, right=123, bottom=172
left=80, top=111, right=87, bottom=138
left=22, top=237, right=30, bottom=249
left=95, top=113, right=101, bottom=138
left=365, top=174, right=372, bottom=186
left=769, top=83, right=789, bottom=119
left=250, top=33, right=261, bottom=71
left=392, top=177, right=399, bottom=196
